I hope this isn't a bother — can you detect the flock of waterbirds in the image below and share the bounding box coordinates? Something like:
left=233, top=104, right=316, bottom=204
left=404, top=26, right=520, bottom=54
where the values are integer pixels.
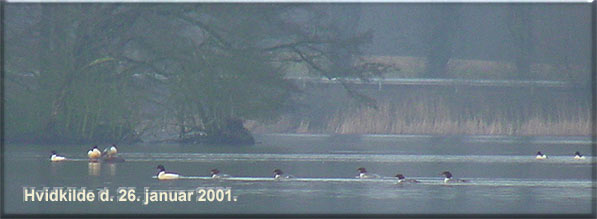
left=49, top=147, right=588, bottom=183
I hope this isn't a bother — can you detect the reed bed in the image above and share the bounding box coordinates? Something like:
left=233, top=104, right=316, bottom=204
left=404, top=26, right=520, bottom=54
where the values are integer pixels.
left=248, top=86, right=591, bottom=136
left=322, top=101, right=590, bottom=136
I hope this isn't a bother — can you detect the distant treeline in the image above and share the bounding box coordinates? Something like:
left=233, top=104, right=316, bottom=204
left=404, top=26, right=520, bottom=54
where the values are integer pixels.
left=361, top=56, right=590, bottom=82
left=247, top=82, right=591, bottom=136
left=4, top=4, right=591, bottom=144
left=4, top=4, right=386, bottom=144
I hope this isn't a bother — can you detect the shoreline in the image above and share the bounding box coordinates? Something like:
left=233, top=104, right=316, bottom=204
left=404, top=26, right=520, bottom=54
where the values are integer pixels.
left=254, top=133, right=594, bottom=144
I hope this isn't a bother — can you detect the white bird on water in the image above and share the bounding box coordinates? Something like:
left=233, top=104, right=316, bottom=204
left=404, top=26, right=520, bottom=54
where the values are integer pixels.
left=50, top=151, right=66, bottom=162
left=156, top=165, right=180, bottom=180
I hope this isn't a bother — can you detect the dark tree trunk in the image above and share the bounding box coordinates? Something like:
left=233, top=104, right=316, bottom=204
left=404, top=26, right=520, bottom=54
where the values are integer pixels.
left=39, top=5, right=62, bottom=135
left=423, top=5, right=461, bottom=78
left=328, top=4, right=362, bottom=78
left=507, top=5, right=534, bottom=79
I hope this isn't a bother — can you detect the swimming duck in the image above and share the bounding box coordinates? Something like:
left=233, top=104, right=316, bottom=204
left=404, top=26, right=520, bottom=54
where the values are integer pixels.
left=273, top=169, right=294, bottom=180
left=441, top=171, right=468, bottom=183
left=210, top=169, right=230, bottom=179
left=87, top=145, right=102, bottom=161
left=574, top=151, right=586, bottom=160
left=395, top=174, right=419, bottom=183
left=100, top=144, right=124, bottom=163
left=356, top=167, right=380, bottom=179
left=536, top=151, right=548, bottom=160
left=156, top=165, right=180, bottom=180
left=50, top=151, right=66, bottom=162
left=103, top=144, right=118, bottom=158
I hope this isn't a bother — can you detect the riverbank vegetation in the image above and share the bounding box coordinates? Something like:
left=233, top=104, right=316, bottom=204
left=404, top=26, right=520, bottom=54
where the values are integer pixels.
left=247, top=85, right=591, bottom=136
left=5, top=4, right=591, bottom=144
left=5, top=4, right=388, bottom=144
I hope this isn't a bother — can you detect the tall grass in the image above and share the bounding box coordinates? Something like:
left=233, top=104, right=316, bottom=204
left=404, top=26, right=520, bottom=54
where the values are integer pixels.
left=248, top=85, right=591, bottom=136
left=323, top=101, right=590, bottom=136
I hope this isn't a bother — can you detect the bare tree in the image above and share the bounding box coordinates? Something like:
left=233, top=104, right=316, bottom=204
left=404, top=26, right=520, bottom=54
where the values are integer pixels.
left=423, top=4, right=462, bottom=78
left=507, top=4, right=534, bottom=79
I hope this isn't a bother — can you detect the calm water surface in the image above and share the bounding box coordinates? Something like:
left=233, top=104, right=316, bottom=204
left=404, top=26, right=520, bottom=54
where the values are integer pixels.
left=4, top=134, right=595, bottom=215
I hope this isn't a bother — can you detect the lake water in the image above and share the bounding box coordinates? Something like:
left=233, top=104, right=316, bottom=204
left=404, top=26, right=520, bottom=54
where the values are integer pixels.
left=4, top=134, right=595, bottom=215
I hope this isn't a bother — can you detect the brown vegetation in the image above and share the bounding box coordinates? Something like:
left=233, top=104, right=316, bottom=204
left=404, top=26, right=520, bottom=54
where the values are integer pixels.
left=247, top=82, right=591, bottom=136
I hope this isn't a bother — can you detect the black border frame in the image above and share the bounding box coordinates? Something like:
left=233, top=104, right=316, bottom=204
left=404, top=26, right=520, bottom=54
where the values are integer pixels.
left=1, top=1, right=596, bottom=218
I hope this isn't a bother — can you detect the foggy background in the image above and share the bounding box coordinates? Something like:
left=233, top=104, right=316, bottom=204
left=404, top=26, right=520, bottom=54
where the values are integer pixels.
left=4, top=3, right=592, bottom=144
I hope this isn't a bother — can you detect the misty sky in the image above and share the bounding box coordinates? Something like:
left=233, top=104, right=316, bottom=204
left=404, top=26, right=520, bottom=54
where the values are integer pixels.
left=358, top=4, right=591, bottom=65
left=5, top=3, right=593, bottom=74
